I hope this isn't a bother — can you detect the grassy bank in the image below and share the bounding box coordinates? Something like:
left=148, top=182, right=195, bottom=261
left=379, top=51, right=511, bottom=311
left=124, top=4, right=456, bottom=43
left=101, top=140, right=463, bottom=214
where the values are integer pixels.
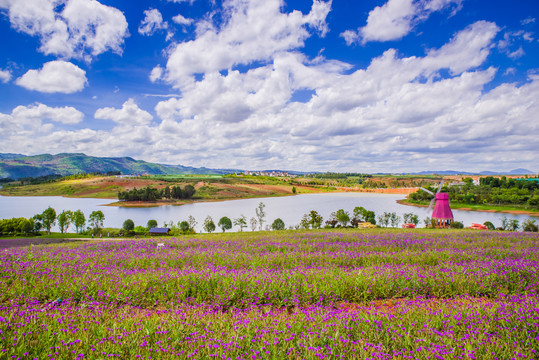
left=1, top=229, right=538, bottom=359
left=399, top=198, right=539, bottom=216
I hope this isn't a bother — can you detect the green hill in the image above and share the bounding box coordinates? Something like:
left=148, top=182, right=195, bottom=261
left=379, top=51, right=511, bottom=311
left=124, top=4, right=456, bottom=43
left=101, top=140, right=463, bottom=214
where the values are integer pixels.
left=0, top=153, right=233, bottom=179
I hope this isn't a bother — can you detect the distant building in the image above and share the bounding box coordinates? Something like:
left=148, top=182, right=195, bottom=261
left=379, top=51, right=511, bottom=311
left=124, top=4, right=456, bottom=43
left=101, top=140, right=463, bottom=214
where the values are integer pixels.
left=149, top=227, right=170, bottom=235
left=243, top=170, right=296, bottom=177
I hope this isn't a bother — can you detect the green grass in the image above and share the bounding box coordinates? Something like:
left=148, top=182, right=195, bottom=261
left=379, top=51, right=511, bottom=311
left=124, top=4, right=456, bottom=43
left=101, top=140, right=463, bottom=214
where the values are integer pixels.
left=403, top=198, right=539, bottom=215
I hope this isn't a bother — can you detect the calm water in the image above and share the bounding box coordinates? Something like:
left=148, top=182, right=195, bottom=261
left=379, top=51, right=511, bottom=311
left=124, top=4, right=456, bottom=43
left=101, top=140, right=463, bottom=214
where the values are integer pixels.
left=0, top=193, right=537, bottom=232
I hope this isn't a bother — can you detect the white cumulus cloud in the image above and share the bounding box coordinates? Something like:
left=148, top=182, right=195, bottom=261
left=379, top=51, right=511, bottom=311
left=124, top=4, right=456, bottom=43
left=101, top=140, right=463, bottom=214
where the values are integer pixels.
left=172, top=13, right=193, bottom=26
left=164, top=0, right=332, bottom=87
left=0, top=0, right=128, bottom=60
left=341, top=0, right=462, bottom=45
left=94, top=99, right=153, bottom=126
left=16, top=61, right=87, bottom=94
left=138, top=8, right=168, bottom=36
left=7, top=103, right=84, bottom=128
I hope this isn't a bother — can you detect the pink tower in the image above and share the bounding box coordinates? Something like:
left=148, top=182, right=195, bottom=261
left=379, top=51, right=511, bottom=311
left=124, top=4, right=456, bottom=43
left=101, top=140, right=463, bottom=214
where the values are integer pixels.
left=431, top=192, right=453, bottom=228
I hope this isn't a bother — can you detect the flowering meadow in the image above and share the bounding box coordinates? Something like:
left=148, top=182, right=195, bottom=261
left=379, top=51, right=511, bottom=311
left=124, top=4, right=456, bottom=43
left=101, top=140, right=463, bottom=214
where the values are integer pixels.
left=1, top=229, right=538, bottom=359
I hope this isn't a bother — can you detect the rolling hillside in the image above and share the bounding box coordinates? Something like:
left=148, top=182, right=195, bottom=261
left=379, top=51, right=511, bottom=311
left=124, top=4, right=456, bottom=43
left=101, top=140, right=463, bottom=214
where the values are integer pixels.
left=0, top=153, right=234, bottom=179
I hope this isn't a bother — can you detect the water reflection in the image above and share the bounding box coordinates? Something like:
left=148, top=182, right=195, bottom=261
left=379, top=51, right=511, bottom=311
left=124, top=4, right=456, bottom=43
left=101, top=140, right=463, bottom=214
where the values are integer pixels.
left=0, top=193, right=537, bottom=232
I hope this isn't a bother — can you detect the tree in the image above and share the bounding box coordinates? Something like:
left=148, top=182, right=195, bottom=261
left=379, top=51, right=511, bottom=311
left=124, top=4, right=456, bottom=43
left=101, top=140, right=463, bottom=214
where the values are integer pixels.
left=325, top=212, right=338, bottom=228
left=123, top=219, right=135, bottom=231
left=183, top=185, right=196, bottom=198
left=423, top=217, right=431, bottom=228
left=57, top=210, right=73, bottom=234
left=389, top=212, right=401, bottom=228
left=21, top=219, right=34, bottom=234
left=234, top=215, right=247, bottom=231
left=187, top=215, right=197, bottom=231
left=292, top=186, right=296, bottom=194
left=335, top=209, right=350, bottom=227
left=89, top=210, right=105, bottom=233
left=377, top=212, right=391, bottom=228
left=147, top=219, right=158, bottom=230
left=300, top=210, right=323, bottom=229
left=72, top=210, right=86, bottom=233
left=32, top=214, right=43, bottom=232
left=218, top=216, right=232, bottom=232
left=352, top=206, right=376, bottom=225
left=508, top=219, right=520, bottom=231
left=250, top=217, right=257, bottom=231
left=179, top=221, right=190, bottom=233
left=271, top=218, right=285, bottom=230
left=522, top=218, right=538, bottom=232
left=203, top=216, right=216, bottom=233
left=403, top=213, right=419, bottom=226
left=255, top=202, right=266, bottom=230
left=483, top=221, right=495, bottom=230
left=42, top=207, right=57, bottom=234
left=501, top=216, right=519, bottom=231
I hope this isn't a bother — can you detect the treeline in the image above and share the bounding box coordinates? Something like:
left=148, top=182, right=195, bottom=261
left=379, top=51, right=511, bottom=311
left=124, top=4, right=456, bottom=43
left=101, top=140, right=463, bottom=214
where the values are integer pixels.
left=7, top=171, right=122, bottom=186
left=0, top=207, right=105, bottom=236
left=117, top=185, right=196, bottom=201
left=309, top=172, right=373, bottom=180
left=409, top=177, right=539, bottom=209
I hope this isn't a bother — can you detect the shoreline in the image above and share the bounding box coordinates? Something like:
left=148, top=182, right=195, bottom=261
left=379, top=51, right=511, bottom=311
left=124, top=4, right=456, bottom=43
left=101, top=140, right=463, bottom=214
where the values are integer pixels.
left=397, top=199, right=539, bottom=217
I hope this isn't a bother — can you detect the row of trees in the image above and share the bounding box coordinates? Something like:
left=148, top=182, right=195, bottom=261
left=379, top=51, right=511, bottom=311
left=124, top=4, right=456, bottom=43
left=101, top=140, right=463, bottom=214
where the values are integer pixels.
left=0, top=207, right=105, bottom=235
left=409, top=178, right=539, bottom=209
left=118, top=185, right=196, bottom=201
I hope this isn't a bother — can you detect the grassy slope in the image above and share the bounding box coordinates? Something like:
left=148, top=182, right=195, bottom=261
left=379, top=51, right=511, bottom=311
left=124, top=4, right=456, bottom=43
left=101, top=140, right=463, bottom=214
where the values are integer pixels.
left=0, top=176, right=308, bottom=203
left=401, top=198, right=539, bottom=215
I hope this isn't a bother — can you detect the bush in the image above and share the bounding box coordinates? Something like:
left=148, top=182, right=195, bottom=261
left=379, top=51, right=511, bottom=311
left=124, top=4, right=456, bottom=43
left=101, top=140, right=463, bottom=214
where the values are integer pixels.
left=483, top=221, right=495, bottom=230
left=271, top=218, right=285, bottom=230
left=147, top=220, right=158, bottom=229
left=123, top=219, right=135, bottom=231
left=179, top=221, right=190, bottom=233
left=522, top=218, right=538, bottom=232
left=450, top=221, right=464, bottom=229
left=134, top=226, right=147, bottom=233
left=218, top=217, right=232, bottom=232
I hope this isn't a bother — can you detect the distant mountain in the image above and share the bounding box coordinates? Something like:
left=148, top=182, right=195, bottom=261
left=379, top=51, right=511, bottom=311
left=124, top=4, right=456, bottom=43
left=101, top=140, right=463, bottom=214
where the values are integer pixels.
left=505, top=168, right=536, bottom=175
left=0, top=153, right=238, bottom=179
left=0, top=153, right=25, bottom=160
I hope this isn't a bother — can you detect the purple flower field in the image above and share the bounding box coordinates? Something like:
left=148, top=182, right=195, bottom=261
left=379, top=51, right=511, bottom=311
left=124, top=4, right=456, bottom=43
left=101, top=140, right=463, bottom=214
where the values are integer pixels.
left=1, top=229, right=538, bottom=359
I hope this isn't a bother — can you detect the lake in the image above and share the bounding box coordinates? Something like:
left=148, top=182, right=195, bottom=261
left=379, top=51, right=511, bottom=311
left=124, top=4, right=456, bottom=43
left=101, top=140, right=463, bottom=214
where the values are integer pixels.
left=1, top=193, right=537, bottom=232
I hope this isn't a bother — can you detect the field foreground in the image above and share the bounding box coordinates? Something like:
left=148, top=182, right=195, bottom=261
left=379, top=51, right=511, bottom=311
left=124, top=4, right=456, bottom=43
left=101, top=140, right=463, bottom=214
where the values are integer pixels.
left=1, top=229, right=538, bottom=359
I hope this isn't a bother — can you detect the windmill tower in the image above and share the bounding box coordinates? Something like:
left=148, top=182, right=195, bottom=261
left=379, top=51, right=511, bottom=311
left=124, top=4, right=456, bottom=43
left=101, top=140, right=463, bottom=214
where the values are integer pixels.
left=419, top=181, right=454, bottom=228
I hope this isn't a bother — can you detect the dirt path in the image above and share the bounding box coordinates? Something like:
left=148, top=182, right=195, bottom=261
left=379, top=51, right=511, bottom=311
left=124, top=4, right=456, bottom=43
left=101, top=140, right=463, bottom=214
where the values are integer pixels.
left=0, top=238, right=86, bottom=250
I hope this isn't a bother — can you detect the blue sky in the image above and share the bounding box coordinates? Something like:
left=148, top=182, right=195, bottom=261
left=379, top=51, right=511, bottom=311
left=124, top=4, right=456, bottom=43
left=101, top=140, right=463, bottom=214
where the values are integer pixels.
left=0, top=0, right=537, bottom=172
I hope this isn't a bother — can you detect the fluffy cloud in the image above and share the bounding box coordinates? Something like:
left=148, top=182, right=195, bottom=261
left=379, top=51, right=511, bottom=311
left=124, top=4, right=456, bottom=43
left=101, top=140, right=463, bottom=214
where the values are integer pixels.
left=341, top=0, right=462, bottom=45
left=94, top=99, right=153, bottom=126
left=0, top=68, right=11, bottom=83
left=11, top=103, right=84, bottom=125
left=0, top=0, right=128, bottom=60
left=15, top=61, right=87, bottom=93
left=163, top=0, right=332, bottom=87
left=0, top=103, right=84, bottom=141
left=138, top=8, right=168, bottom=36
left=172, top=13, right=193, bottom=26
left=1, top=1, right=537, bottom=172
